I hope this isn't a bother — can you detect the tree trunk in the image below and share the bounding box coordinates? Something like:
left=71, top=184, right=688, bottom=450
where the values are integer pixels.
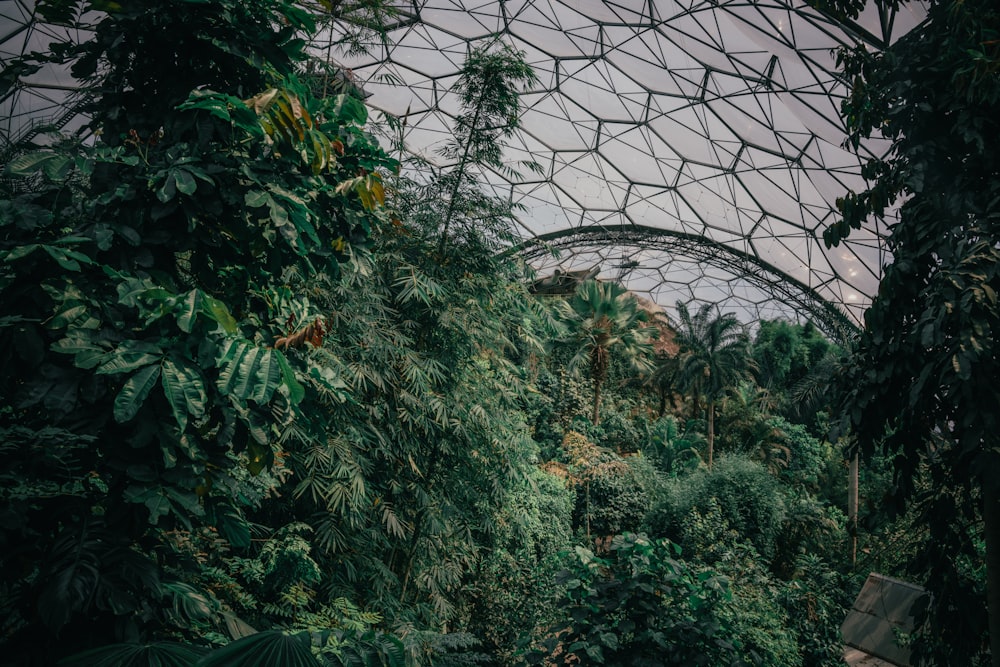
left=982, top=479, right=1000, bottom=667
left=707, top=399, right=715, bottom=469
left=593, top=376, right=602, bottom=426
left=438, top=94, right=485, bottom=256
left=849, top=453, right=858, bottom=568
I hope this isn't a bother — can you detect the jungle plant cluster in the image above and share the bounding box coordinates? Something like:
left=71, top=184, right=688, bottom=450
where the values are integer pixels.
left=816, top=0, right=1000, bottom=662
left=0, top=1, right=896, bottom=666
left=520, top=308, right=858, bottom=667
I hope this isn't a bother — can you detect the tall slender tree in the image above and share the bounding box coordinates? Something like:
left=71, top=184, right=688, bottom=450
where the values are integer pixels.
left=0, top=0, right=396, bottom=661
left=646, top=351, right=680, bottom=418
left=673, top=301, right=754, bottom=469
left=557, top=280, right=656, bottom=426
left=819, top=0, right=1000, bottom=661
left=434, top=42, right=537, bottom=259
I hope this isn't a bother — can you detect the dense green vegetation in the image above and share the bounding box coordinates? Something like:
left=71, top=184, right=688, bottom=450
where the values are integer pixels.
left=820, top=0, right=1000, bottom=663
left=1, top=0, right=995, bottom=665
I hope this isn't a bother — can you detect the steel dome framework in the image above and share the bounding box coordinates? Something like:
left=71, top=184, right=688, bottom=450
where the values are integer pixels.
left=1, top=0, right=927, bottom=337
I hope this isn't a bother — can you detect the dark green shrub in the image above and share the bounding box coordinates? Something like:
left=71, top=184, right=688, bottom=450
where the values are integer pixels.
left=462, top=468, right=574, bottom=662
left=773, top=494, right=845, bottom=578
left=576, top=460, right=653, bottom=538
left=519, top=533, right=743, bottom=666
left=680, top=499, right=802, bottom=667
left=775, top=416, right=839, bottom=496
left=561, top=432, right=659, bottom=540
left=778, top=555, right=853, bottom=667
left=646, top=454, right=786, bottom=561
left=641, top=415, right=704, bottom=476
left=595, top=409, right=642, bottom=454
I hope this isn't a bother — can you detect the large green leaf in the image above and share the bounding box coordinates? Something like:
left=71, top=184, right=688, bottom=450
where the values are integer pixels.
left=195, top=630, right=320, bottom=667
left=48, top=303, right=88, bottom=330
left=216, top=341, right=285, bottom=404
left=213, top=501, right=252, bottom=549
left=327, top=630, right=408, bottom=667
left=42, top=244, right=92, bottom=271
left=178, top=89, right=264, bottom=136
left=116, top=276, right=173, bottom=309
left=97, top=340, right=163, bottom=375
left=201, top=295, right=238, bottom=335
left=173, top=167, right=197, bottom=196
left=160, top=581, right=218, bottom=625
left=330, top=93, right=369, bottom=125
left=161, top=357, right=206, bottom=431
left=274, top=349, right=305, bottom=404
left=123, top=485, right=172, bottom=523
left=52, top=334, right=109, bottom=369
left=6, top=151, right=72, bottom=180
left=174, top=289, right=239, bottom=335
left=113, top=364, right=162, bottom=423
left=176, top=290, right=203, bottom=334
left=251, top=348, right=281, bottom=403
left=216, top=339, right=249, bottom=395
left=59, top=641, right=207, bottom=667
left=233, top=345, right=264, bottom=398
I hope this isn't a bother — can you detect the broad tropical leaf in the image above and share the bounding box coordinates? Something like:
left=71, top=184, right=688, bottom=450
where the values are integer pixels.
left=213, top=501, right=252, bottom=549
left=175, top=289, right=238, bottom=334
left=59, top=642, right=207, bottom=667
left=6, top=150, right=73, bottom=180
left=53, top=334, right=110, bottom=369
left=216, top=340, right=284, bottom=403
left=195, top=630, right=320, bottom=667
left=275, top=348, right=305, bottom=404
left=160, top=581, right=219, bottom=626
left=251, top=348, right=282, bottom=404
left=161, top=357, right=207, bottom=431
left=328, top=629, right=407, bottom=667
left=96, top=340, right=163, bottom=375
left=113, top=364, right=162, bottom=423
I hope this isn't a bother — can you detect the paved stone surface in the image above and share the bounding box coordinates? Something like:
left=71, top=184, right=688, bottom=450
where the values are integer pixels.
left=844, top=647, right=897, bottom=666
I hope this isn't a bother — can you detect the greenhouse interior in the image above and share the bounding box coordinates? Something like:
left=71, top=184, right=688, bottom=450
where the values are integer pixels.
left=1, top=0, right=998, bottom=664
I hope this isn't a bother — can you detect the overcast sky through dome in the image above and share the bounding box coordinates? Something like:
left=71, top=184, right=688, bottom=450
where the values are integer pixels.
left=1, top=0, right=928, bottom=336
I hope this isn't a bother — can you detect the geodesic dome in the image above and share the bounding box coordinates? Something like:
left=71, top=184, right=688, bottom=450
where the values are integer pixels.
left=1, top=1, right=94, bottom=147
left=325, top=0, right=926, bottom=338
left=2, top=0, right=927, bottom=338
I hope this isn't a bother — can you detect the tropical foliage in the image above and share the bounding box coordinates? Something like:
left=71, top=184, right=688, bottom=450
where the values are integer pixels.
left=519, top=533, right=744, bottom=667
left=556, top=280, right=656, bottom=425
left=672, top=301, right=755, bottom=468
left=820, top=0, right=1000, bottom=662
left=0, top=0, right=957, bottom=665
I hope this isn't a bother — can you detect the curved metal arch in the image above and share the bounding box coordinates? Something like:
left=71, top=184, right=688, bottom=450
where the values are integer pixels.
left=516, top=224, right=859, bottom=342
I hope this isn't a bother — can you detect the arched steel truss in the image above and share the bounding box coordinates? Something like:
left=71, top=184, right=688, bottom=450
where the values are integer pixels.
left=518, top=224, right=858, bottom=341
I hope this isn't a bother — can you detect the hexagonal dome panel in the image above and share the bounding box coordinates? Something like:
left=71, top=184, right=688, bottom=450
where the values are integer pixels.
left=324, top=0, right=926, bottom=336
left=2, top=0, right=929, bottom=337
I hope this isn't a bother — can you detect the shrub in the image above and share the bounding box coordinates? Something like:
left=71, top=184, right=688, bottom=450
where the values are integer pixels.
left=646, top=454, right=786, bottom=562
left=463, top=468, right=574, bottom=661
left=519, top=533, right=743, bottom=666
left=561, top=431, right=656, bottom=540
left=681, top=499, right=802, bottom=666
left=778, top=554, right=854, bottom=667
left=595, top=409, right=642, bottom=454
left=775, top=416, right=838, bottom=496
left=641, top=415, right=704, bottom=476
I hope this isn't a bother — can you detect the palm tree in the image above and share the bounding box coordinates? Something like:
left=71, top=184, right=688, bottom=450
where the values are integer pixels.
left=646, top=351, right=680, bottom=418
left=557, top=280, right=656, bottom=425
left=673, top=301, right=755, bottom=469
